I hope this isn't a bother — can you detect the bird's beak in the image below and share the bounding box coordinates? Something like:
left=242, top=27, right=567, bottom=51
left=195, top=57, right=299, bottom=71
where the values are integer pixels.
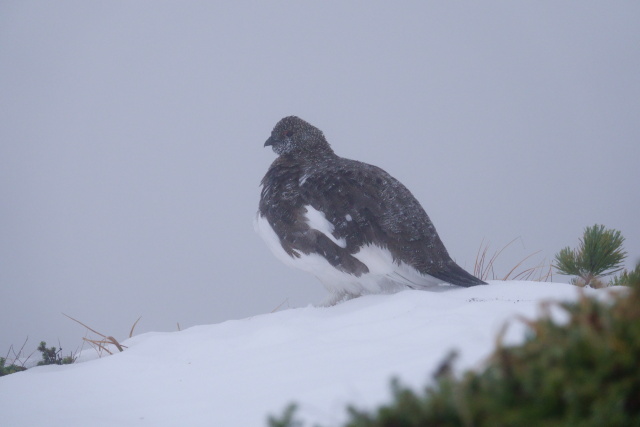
left=264, top=136, right=274, bottom=147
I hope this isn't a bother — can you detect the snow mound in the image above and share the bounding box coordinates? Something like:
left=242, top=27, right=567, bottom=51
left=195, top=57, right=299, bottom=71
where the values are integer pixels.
left=0, top=281, right=611, bottom=426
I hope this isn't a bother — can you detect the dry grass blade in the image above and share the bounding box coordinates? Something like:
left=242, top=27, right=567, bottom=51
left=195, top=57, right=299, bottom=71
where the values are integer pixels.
left=63, top=313, right=107, bottom=338
left=474, top=238, right=490, bottom=279
left=83, top=338, right=113, bottom=355
left=475, top=238, right=520, bottom=281
left=539, top=263, right=554, bottom=282
left=64, top=313, right=135, bottom=355
left=129, top=316, right=142, bottom=338
left=510, top=261, right=553, bottom=282
left=271, top=298, right=290, bottom=313
left=513, top=267, right=537, bottom=281
left=474, top=238, right=552, bottom=282
left=502, top=250, right=541, bottom=280
left=83, top=338, right=114, bottom=355
left=82, top=337, right=127, bottom=354
left=105, top=336, right=124, bottom=352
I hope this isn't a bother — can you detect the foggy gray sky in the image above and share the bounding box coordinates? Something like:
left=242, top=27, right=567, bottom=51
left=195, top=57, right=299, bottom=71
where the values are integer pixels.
left=1, top=2, right=639, bottom=358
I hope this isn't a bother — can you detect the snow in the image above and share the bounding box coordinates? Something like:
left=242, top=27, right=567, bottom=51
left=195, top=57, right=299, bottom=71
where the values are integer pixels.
left=0, top=281, right=614, bottom=427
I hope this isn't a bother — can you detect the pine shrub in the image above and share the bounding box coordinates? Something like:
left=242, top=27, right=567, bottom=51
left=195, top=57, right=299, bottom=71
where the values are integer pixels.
left=554, top=224, right=627, bottom=287
left=0, top=357, right=26, bottom=376
left=36, top=341, right=75, bottom=366
left=267, top=404, right=303, bottom=427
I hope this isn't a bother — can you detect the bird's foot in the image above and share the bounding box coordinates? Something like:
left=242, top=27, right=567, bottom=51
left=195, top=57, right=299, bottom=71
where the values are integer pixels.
left=317, top=292, right=358, bottom=307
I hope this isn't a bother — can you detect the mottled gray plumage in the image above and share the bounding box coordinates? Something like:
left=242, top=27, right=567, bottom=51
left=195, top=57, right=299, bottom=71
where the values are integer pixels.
left=257, top=116, right=485, bottom=302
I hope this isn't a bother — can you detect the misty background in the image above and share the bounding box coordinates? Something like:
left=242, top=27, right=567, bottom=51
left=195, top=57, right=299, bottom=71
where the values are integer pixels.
left=1, top=2, right=638, bottom=358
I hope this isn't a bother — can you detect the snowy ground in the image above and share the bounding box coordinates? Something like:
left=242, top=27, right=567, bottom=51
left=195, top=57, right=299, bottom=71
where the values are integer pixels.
left=0, top=281, right=613, bottom=427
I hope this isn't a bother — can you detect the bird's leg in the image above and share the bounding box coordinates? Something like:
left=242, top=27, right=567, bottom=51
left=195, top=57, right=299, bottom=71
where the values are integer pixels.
left=317, top=291, right=356, bottom=307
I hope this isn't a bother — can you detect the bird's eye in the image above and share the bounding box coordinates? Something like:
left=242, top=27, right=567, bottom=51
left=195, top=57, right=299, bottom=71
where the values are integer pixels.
left=284, top=130, right=293, bottom=137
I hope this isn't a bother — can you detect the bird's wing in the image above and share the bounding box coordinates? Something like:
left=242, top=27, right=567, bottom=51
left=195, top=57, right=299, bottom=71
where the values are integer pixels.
left=298, top=159, right=454, bottom=274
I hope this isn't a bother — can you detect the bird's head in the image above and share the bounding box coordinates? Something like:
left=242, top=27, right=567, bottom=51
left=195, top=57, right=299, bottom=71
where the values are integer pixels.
left=265, top=116, right=334, bottom=158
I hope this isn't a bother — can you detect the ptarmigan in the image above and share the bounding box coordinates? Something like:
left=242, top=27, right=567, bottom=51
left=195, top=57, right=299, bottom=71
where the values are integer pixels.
left=256, top=116, right=486, bottom=305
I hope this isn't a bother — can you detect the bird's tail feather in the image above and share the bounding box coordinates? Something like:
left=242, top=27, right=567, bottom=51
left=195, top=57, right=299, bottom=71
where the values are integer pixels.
left=431, top=263, right=487, bottom=287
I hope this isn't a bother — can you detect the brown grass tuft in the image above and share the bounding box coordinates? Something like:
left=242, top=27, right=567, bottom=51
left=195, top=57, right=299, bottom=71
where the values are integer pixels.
left=63, top=313, right=141, bottom=356
left=474, top=238, right=553, bottom=282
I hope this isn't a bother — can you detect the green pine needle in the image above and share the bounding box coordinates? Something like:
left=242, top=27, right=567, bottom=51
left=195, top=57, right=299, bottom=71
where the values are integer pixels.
left=610, top=262, right=640, bottom=287
left=554, top=224, right=626, bottom=287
